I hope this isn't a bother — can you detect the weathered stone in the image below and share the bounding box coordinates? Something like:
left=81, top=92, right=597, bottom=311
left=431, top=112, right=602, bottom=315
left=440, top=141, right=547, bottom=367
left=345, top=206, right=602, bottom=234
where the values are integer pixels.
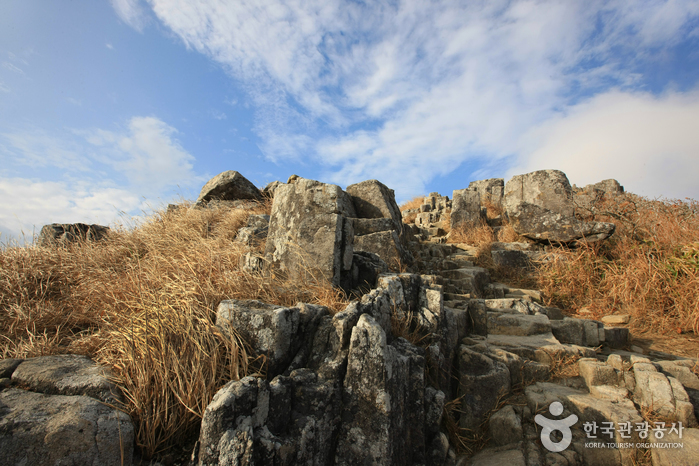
left=604, top=326, right=630, bottom=348
left=263, top=180, right=284, bottom=198
left=487, top=313, right=551, bottom=336
left=451, top=188, right=482, bottom=230
left=504, top=170, right=615, bottom=243
left=11, top=354, right=121, bottom=404
left=346, top=179, right=404, bottom=234
left=351, top=217, right=396, bottom=236
left=351, top=251, right=388, bottom=291
left=0, top=358, right=23, bottom=378
left=239, top=252, right=264, bottom=273
left=656, top=360, right=699, bottom=391
left=216, top=299, right=328, bottom=378
left=0, top=388, right=133, bottom=466
left=550, top=318, right=600, bottom=347
left=468, top=178, right=505, bottom=209
left=589, top=384, right=629, bottom=402
left=354, top=230, right=411, bottom=269
left=264, top=178, right=356, bottom=289
left=650, top=427, right=699, bottom=466
left=634, top=369, right=676, bottom=418
left=489, top=405, right=523, bottom=446
left=578, top=358, right=619, bottom=388
left=235, top=214, right=270, bottom=245
left=601, top=314, right=630, bottom=325
left=38, top=223, right=110, bottom=247
left=458, top=346, right=511, bottom=430
left=466, top=446, right=526, bottom=466
left=195, top=170, right=263, bottom=206
left=490, top=249, right=532, bottom=269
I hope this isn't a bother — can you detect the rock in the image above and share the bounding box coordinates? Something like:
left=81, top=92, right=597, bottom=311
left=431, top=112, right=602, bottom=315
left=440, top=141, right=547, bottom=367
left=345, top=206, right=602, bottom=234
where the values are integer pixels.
left=466, top=446, right=526, bottom=466
left=0, top=358, right=23, bottom=378
left=487, top=313, right=551, bottom=337
left=489, top=405, right=523, bottom=446
left=350, top=251, right=389, bottom=291
left=650, top=427, right=699, bottom=466
left=601, top=314, right=630, bottom=325
left=216, top=299, right=328, bottom=378
left=263, top=180, right=284, bottom=198
left=578, top=358, right=619, bottom=388
left=458, top=346, right=511, bottom=430
left=0, top=388, right=134, bottom=466
left=195, top=170, right=263, bottom=206
left=350, top=217, right=396, bottom=236
left=235, top=214, right=270, bottom=245
left=604, top=326, right=630, bottom=348
left=239, top=252, right=264, bottom=273
left=550, top=318, right=600, bottom=347
left=451, top=188, right=482, bottom=230
left=468, top=178, right=505, bottom=209
left=38, top=223, right=110, bottom=247
left=655, top=360, right=699, bottom=391
left=346, top=179, right=404, bottom=234
left=354, top=230, right=410, bottom=270
left=490, top=249, right=532, bottom=269
left=503, top=170, right=615, bottom=243
left=11, top=354, right=122, bottom=404
left=264, top=178, right=356, bottom=290
left=634, top=369, right=677, bottom=418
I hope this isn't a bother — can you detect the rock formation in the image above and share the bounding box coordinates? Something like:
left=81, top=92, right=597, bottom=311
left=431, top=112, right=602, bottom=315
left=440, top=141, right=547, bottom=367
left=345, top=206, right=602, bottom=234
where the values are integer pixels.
left=38, top=223, right=110, bottom=246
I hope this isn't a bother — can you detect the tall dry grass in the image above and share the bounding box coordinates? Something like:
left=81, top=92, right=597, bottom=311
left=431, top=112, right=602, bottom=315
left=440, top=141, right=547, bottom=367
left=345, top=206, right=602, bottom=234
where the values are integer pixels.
left=537, top=194, right=699, bottom=334
left=0, top=201, right=348, bottom=458
left=399, top=195, right=426, bottom=224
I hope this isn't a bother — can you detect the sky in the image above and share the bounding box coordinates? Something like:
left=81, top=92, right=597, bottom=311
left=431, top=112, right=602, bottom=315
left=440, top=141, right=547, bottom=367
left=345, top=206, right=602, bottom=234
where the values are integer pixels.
left=1, top=0, right=699, bottom=243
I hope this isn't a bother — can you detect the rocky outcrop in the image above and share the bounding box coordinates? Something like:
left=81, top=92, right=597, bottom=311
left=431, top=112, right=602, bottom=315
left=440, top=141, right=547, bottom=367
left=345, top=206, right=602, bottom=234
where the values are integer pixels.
left=451, top=188, right=482, bottom=231
left=38, top=223, right=110, bottom=247
left=504, top=169, right=616, bottom=243
left=195, top=170, right=263, bottom=207
left=468, top=178, right=504, bottom=209
left=264, top=178, right=356, bottom=290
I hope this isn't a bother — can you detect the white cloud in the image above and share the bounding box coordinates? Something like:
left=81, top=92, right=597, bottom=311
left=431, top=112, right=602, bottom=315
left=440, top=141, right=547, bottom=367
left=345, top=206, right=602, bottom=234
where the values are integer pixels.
left=146, top=0, right=699, bottom=199
left=509, top=90, right=699, bottom=200
left=106, top=43, right=114, bottom=50
left=0, top=178, right=142, bottom=244
left=0, top=117, right=201, bottom=242
left=0, top=81, right=9, bottom=93
left=2, top=62, right=24, bottom=74
left=110, top=0, right=149, bottom=32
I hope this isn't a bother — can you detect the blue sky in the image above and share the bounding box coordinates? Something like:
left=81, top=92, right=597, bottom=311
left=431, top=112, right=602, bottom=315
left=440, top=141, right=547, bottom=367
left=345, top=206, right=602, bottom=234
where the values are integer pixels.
left=2, top=0, right=699, bottom=242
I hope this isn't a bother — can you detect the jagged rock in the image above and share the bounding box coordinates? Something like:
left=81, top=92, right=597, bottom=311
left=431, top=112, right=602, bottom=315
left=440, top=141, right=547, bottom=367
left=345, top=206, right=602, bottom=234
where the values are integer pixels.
left=350, top=251, right=389, bottom=291
left=490, top=249, right=532, bottom=269
left=578, top=358, right=619, bottom=388
left=195, top=170, right=263, bottom=206
left=38, top=223, right=110, bottom=247
left=351, top=217, right=396, bottom=236
left=451, top=188, right=482, bottom=230
left=264, top=178, right=356, bottom=290
left=337, top=313, right=431, bottom=465
left=489, top=405, right=523, bottom=446
left=651, top=427, right=699, bottom=466
left=11, top=354, right=122, bottom=404
left=217, top=299, right=328, bottom=379
left=487, top=313, right=551, bottom=337
left=0, top=388, right=134, bottom=466
left=468, top=178, right=505, bottom=209
left=504, top=169, right=615, bottom=243
left=550, top=317, right=601, bottom=347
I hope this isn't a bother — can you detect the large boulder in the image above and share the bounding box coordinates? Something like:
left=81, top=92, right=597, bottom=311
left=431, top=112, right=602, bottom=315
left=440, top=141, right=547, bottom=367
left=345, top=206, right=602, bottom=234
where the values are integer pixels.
left=0, top=388, right=134, bottom=466
left=195, top=170, right=263, bottom=206
left=504, top=170, right=615, bottom=243
left=264, top=178, right=356, bottom=290
left=38, top=223, right=109, bottom=247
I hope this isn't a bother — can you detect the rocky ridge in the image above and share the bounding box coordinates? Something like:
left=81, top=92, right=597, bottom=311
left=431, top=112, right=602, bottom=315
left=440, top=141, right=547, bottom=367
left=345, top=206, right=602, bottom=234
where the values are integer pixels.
left=3, top=169, right=698, bottom=466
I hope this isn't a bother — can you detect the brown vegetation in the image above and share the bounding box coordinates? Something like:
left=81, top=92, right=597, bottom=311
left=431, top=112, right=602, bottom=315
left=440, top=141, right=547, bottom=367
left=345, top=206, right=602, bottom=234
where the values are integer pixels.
left=399, top=195, right=425, bottom=224
left=0, top=201, right=348, bottom=458
left=537, top=194, right=699, bottom=334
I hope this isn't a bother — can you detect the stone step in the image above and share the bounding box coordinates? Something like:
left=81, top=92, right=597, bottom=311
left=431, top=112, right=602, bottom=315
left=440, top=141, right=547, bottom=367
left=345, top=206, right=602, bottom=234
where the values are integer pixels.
left=444, top=292, right=471, bottom=301
left=487, top=312, right=552, bottom=336
left=504, top=288, right=542, bottom=302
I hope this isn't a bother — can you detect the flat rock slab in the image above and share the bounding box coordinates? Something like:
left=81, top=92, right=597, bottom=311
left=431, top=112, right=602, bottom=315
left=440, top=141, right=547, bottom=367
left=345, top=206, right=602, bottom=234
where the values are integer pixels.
left=651, top=428, right=699, bottom=466
left=0, top=388, right=133, bottom=466
left=11, top=354, right=121, bottom=404
left=0, top=358, right=23, bottom=378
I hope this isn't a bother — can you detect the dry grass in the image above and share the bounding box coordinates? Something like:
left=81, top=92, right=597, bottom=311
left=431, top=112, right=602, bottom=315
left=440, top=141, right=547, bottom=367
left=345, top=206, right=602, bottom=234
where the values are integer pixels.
left=448, top=220, right=495, bottom=247
left=0, top=201, right=349, bottom=459
left=399, top=195, right=426, bottom=224
left=536, top=194, right=699, bottom=334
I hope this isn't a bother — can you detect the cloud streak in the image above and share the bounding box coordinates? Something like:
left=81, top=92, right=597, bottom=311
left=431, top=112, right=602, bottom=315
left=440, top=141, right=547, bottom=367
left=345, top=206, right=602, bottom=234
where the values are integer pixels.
left=146, top=0, right=699, bottom=199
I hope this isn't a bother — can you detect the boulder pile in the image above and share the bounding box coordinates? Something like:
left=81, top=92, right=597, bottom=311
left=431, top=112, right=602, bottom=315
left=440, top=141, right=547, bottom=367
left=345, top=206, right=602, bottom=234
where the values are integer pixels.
left=8, top=168, right=699, bottom=466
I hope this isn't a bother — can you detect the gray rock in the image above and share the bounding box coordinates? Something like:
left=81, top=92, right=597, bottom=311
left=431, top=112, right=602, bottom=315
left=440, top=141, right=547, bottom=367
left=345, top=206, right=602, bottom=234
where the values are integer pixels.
left=468, top=178, right=505, bottom=209
left=491, top=249, right=532, bottom=269
left=458, top=345, right=511, bottom=430
left=38, top=223, right=110, bottom=247
left=550, top=318, right=600, bottom=347
left=263, top=180, right=285, bottom=198
left=264, top=178, right=356, bottom=290
left=487, top=313, right=551, bottom=337
left=504, top=170, right=615, bottom=243
left=466, top=446, right=526, bottom=466
left=351, top=217, right=396, bottom=236
left=451, top=188, right=482, bottom=230
left=195, top=170, right=263, bottom=206
left=650, top=427, right=699, bottom=466
left=346, top=179, right=403, bottom=227
left=578, top=358, right=619, bottom=388
left=604, top=326, right=630, bottom=349
left=0, top=358, right=23, bottom=378
left=0, top=388, right=133, bottom=466
left=11, top=354, right=121, bottom=404
left=489, top=405, right=523, bottom=446
left=216, top=299, right=328, bottom=378
left=354, top=230, right=411, bottom=270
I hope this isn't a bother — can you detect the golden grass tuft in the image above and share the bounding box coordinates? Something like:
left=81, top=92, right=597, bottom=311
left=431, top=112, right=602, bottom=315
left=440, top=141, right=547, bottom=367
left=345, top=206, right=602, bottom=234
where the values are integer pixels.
left=536, top=194, right=699, bottom=334
left=448, top=220, right=495, bottom=247
left=0, top=200, right=348, bottom=458
left=399, top=195, right=426, bottom=224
